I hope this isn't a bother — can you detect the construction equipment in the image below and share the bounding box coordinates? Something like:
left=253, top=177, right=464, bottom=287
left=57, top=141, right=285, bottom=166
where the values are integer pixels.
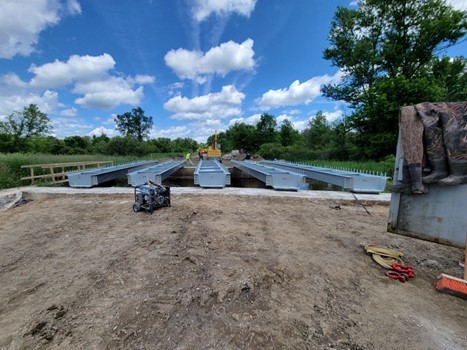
left=207, top=130, right=222, bottom=160
left=133, top=182, right=170, bottom=214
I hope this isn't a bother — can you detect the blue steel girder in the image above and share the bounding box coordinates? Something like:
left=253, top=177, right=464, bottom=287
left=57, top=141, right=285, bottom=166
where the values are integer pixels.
left=194, top=159, right=231, bottom=188
left=127, top=160, right=186, bottom=186
left=260, top=160, right=387, bottom=193
left=67, top=161, right=158, bottom=188
left=231, top=160, right=307, bottom=191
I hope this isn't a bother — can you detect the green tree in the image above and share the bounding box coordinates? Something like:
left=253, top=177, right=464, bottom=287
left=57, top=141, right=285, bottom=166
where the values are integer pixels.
left=107, top=136, right=151, bottom=156
left=255, top=113, right=278, bottom=148
left=228, top=122, right=257, bottom=151
left=0, top=104, right=52, bottom=151
left=279, top=119, right=301, bottom=146
left=302, top=111, right=332, bottom=149
left=322, top=0, right=467, bottom=159
left=114, top=107, right=153, bottom=141
left=172, top=138, right=198, bottom=152
left=151, top=138, right=173, bottom=153
left=64, top=136, right=92, bottom=154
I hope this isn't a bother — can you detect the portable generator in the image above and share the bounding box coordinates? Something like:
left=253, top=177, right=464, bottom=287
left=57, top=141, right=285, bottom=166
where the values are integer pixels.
left=133, top=183, right=170, bottom=214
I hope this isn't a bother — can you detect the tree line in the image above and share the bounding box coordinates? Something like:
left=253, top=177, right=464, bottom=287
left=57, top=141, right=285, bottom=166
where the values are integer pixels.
left=1, top=0, right=465, bottom=161
left=0, top=104, right=351, bottom=160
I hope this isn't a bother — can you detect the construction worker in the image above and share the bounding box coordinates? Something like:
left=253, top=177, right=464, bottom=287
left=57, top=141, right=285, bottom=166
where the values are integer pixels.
left=185, top=152, right=193, bottom=166
left=198, top=148, right=203, bottom=161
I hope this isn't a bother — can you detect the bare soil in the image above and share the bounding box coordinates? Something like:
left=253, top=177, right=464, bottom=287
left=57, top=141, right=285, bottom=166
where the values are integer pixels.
left=0, top=193, right=465, bottom=350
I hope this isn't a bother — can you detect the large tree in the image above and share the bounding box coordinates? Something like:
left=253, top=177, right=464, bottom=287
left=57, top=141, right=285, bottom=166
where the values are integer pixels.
left=0, top=104, right=52, bottom=151
left=255, top=113, right=278, bottom=148
left=114, top=107, right=153, bottom=141
left=279, top=119, right=301, bottom=146
left=302, top=111, right=332, bottom=150
left=322, top=0, right=467, bottom=159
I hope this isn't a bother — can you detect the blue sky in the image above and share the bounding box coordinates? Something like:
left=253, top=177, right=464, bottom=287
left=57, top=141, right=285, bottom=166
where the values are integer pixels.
left=1, top=0, right=466, bottom=142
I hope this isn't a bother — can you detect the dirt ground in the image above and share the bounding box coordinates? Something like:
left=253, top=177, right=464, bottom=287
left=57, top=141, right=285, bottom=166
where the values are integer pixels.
left=0, top=192, right=465, bottom=350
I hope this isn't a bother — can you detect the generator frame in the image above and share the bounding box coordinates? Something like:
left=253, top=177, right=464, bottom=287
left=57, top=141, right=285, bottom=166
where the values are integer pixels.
left=133, top=184, right=170, bottom=214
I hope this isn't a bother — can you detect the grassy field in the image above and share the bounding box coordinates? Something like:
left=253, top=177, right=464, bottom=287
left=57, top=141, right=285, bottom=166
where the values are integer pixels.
left=0, top=153, right=395, bottom=190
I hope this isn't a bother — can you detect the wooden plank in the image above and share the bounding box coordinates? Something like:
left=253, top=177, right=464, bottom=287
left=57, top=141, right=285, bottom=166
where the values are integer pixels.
left=21, top=160, right=112, bottom=168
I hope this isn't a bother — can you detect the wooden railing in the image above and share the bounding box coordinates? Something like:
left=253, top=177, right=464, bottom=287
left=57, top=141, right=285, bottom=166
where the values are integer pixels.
left=21, top=161, right=113, bottom=185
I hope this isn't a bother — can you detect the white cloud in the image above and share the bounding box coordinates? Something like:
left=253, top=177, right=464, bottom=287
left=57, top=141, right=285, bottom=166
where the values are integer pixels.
left=322, top=109, right=343, bottom=122
left=0, top=73, right=27, bottom=89
left=149, top=126, right=190, bottom=139
left=0, top=0, right=81, bottom=59
left=192, top=0, right=257, bottom=22
left=0, top=89, right=60, bottom=120
left=29, top=54, right=116, bottom=88
left=228, top=114, right=261, bottom=126
left=282, top=109, right=302, bottom=116
left=349, top=1, right=359, bottom=6
left=132, top=75, right=155, bottom=85
left=66, top=0, right=82, bottom=15
left=51, top=116, right=94, bottom=138
left=164, top=85, right=245, bottom=120
left=257, top=71, right=343, bottom=109
left=59, top=107, right=77, bottom=117
left=164, top=39, right=255, bottom=82
left=88, top=127, right=118, bottom=138
left=26, top=53, right=154, bottom=110
left=73, top=78, right=144, bottom=110
left=446, top=0, right=467, bottom=10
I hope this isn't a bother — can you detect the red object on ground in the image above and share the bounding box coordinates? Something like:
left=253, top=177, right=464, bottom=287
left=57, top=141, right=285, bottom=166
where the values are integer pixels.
left=392, top=263, right=415, bottom=278
left=385, top=270, right=409, bottom=283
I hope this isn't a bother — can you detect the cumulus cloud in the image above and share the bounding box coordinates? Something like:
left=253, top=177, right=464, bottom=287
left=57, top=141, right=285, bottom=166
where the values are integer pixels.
left=51, top=116, right=94, bottom=138
left=164, top=85, right=245, bottom=120
left=192, top=0, right=257, bottom=22
left=59, top=107, right=77, bottom=117
left=132, top=75, right=155, bottom=85
left=29, top=54, right=116, bottom=88
left=73, top=78, right=144, bottom=110
left=0, top=88, right=60, bottom=120
left=257, top=71, right=343, bottom=109
left=228, top=114, right=261, bottom=126
left=88, top=127, right=118, bottom=137
left=164, top=39, right=255, bottom=82
left=27, top=53, right=154, bottom=110
left=322, top=109, right=343, bottom=122
left=1, top=53, right=154, bottom=119
left=0, top=0, right=81, bottom=59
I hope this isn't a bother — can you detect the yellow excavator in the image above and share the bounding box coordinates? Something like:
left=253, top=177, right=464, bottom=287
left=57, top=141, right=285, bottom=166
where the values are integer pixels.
left=207, top=130, right=221, bottom=159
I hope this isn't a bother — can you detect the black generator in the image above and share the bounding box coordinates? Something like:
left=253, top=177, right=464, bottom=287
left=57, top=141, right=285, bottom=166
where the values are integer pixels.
left=133, top=183, right=170, bottom=214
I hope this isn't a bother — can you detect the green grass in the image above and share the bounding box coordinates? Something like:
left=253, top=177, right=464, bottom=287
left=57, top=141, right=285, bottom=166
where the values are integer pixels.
left=0, top=153, right=179, bottom=190
left=302, top=159, right=394, bottom=177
